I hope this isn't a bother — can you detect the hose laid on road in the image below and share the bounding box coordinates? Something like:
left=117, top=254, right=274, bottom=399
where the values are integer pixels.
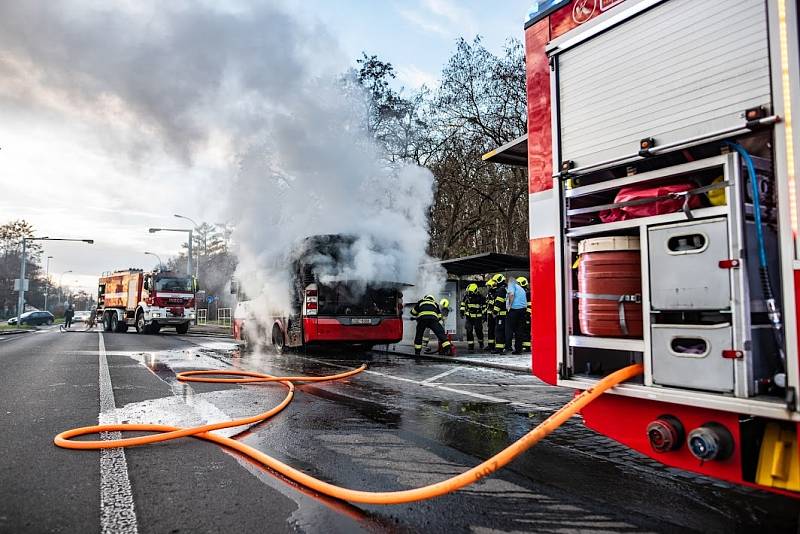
left=55, top=362, right=643, bottom=504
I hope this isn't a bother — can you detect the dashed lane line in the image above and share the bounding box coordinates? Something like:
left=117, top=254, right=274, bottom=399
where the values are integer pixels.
left=97, top=332, right=139, bottom=534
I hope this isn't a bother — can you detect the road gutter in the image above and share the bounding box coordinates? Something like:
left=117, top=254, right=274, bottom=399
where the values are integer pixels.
left=97, top=332, right=139, bottom=534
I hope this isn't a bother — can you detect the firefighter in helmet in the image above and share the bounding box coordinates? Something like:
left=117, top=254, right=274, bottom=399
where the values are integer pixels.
left=516, top=276, right=531, bottom=352
left=423, top=298, right=451, bottom=354
left=460, top=283, right=485, bottom=352
left=410, top=295, right=453, bottom=356
left=491, top=273, right=508, bottom=354
left=484, top=278, right=497, bottom=350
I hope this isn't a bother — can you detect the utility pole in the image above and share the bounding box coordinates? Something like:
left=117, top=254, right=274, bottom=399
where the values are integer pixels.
left=16, top=238, right=27, bottom=319
left=44, top=255, right=53, bottom=311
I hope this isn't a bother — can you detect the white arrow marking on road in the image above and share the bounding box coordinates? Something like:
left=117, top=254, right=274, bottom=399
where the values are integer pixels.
left=421, top=367, right=461, bottom=384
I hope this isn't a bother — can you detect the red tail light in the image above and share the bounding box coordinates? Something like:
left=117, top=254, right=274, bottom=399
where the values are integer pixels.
left=305, top=288, right=318, bottom=316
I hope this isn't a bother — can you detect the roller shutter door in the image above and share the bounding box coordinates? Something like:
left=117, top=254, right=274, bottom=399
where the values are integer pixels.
left=553, top=0, right=772, bottom=169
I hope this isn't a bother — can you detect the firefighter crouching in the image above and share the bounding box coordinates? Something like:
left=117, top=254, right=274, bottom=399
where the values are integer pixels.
left=516, top=276, right=531, bottom=352
left=460, top=283, right=485, bottom=352
left=484, top=279, right=497, bottom=350
left=491, top=273, right=508, bottom=354
left=423, top=298, right=452, bottom=354
left=411, top=295, right=454, bottom=356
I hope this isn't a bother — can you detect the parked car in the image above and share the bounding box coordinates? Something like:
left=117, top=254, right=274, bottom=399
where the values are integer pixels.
left=7, top=311, right=55, bottom=326
left=73, top=311, right=90, bottom=323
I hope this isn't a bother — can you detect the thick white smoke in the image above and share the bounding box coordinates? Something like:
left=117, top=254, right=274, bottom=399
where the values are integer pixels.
left=0, top=1, right=444, bottom=323
left=229, top=76, right=440, bottom=319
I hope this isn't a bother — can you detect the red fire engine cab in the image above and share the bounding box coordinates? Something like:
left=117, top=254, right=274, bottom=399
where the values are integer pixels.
left=484, top=0, right=800, bottom=494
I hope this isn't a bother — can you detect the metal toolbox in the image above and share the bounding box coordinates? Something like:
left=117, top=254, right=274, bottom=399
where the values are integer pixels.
left=648, top=218, right=731, bottom=310
left=651, top=323, right=734, bottom=393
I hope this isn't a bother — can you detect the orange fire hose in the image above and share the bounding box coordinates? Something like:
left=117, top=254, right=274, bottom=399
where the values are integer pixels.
left=55, top=363, right=643, bottom=504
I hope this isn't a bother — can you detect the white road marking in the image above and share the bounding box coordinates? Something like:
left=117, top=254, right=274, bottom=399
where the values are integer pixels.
left=297, top=356, right=552, bottom=411
left=97, top=333, right=139, bottom=534
left=421, top=367, right=461, bottom=384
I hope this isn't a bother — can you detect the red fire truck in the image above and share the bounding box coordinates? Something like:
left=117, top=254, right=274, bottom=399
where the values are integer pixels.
left=232, top=234, right=405, bottom=352
left=484, top=0, right=800, bottom=494
left=97, top=269, right=196, bottom=334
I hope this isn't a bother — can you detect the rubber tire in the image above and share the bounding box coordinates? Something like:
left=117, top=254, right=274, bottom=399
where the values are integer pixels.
left=47, top=319, right=53, bottom=325
left=272, top=324, right=285, bottom=354
left=110, top=314, right=118, bottom=333
left=151, top=323, right=161, bottom=335
left=135, top=312, right=146, bottom=334
left=116, top=321, right=128, bottom=333
left=175, top=322, right=189, bottom=335
left=103, top=313, right=112, bottom=332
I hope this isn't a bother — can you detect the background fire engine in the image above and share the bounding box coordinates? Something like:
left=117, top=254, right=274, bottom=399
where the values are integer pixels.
left=97, top=269, right=196, bottom=334
left=484, top=0, right=800, bottom=494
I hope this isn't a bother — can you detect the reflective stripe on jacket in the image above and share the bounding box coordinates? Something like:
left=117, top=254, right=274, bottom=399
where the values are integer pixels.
left=410, top=299, right=442, bottom=320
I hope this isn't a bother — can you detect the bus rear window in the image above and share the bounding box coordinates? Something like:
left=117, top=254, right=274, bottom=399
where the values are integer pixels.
left=317, top=283, right=399, bottom=316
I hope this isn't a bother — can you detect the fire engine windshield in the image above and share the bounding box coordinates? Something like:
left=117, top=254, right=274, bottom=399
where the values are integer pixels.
left=155, top=277, right=193, bottom=292
left=317, top=283, right=400, bottom=316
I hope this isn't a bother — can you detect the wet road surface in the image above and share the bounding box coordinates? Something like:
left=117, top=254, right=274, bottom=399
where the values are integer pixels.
left=1, top=327, right=799, bottom=533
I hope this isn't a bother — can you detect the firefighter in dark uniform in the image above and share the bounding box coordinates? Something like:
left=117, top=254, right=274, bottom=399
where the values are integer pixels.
left=516, top=276, right=531, bottom=352
left=411, top=295, right=453, bottom=356
left=484, top=279, right=497, bottom=350
left=491, top=273, right=507, bottom=354
left=424, top=298, right=451, bottom=354
left=460, top=283, right=484, bottom=352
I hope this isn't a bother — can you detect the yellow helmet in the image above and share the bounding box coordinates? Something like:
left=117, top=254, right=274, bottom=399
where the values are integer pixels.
left=516, top=276, right=529, bottom=288
left=486, top=279, right=496, bottom=288
left=440, top=298, right=450, bottom=309
left=466, top=283, right=478, bottom=293
left=422, top=294, right=435, bottom=302
left=492, top=273, right=506, bottom=284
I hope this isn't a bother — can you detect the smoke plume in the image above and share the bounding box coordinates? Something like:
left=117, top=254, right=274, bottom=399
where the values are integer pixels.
left=0, top=1, right=444, bottom=323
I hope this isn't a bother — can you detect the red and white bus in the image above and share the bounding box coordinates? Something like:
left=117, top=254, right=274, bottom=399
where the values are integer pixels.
left=232, top=234, right=405, bottom=352
left=485, top=0, right=800, bottom=495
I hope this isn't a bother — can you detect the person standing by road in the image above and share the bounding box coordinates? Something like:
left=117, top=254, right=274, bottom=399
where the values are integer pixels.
left=516, top=276, right=532, bottom=353
left=460, top=283, right=485, bottom=352
left=505, top=277, right=527, bottom=355
left=484, top=279, right=498, bottom=351
left=491, top=274, right=508, bottom=354
left=64, top=304, right=75, bottom=329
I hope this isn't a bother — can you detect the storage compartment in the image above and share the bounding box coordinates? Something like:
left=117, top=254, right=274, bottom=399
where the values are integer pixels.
left=576, top=236, right=642, bottom=337
left=648, top=217, right=731, bottom=310
left=651, top=323, right=734, bottom=393
left=571, top=346, right=644, bottom=384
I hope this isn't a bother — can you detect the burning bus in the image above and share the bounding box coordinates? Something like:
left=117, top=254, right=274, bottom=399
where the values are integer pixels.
left=232, top=234, right=405, bottom=352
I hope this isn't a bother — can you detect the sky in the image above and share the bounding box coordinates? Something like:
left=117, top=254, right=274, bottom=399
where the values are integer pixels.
left=0, top=0, right=531, bottom=294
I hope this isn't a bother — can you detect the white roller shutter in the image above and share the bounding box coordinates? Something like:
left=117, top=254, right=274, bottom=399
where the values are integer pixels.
left=553, top=0, right=771, bottom=169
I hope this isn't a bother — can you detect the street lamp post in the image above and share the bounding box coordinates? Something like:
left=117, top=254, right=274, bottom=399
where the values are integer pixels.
left=58, top=270, right=73, bottom=307
left=144, top=251, right=163, bottom=270
left=16, top=237, right=93, bottom=319
left=148, top=228, right=192, bottom=276
left=174, top=214, right=199, bottom=279
left=44, top=255, right=53, bottom=311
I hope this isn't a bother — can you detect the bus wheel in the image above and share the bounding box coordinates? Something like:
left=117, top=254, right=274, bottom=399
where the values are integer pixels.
left=272, top=324, right=285, bottom=354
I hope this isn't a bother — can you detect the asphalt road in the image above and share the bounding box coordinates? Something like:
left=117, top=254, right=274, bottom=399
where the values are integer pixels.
left=1, top=327, right=799, bottom=533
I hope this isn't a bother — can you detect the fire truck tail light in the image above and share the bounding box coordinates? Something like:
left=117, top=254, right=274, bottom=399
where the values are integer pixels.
left=687, top=423, right=734, bottom=462
left=646, top=415, right=684, bottom=453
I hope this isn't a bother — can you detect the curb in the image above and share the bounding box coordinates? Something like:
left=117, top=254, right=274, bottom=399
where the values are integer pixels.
left=376, top=346, right=531, bottom=373
left=0, top=329, right=33, bottom=336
